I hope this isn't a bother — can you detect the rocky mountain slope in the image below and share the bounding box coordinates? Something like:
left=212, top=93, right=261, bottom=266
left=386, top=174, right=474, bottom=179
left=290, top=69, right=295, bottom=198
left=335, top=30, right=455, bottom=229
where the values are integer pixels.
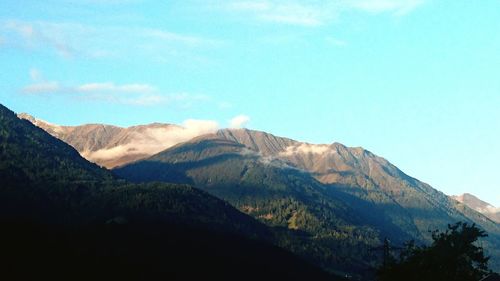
left=2, top=105, right=337, bottom=281
left=217, top=129, right=499, bottom=234
left=17, top=113, right=500, bottom=277
left=115, top=128, right=500, bottom=275
left=18, top=113, right=214, bottom=168
left=452, top=193, right=500, bottom=223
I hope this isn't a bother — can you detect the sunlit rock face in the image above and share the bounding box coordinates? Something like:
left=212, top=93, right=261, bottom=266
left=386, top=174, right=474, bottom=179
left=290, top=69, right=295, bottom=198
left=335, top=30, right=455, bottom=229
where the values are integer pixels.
left=18, top=113, right=217, bottom=168
left=452, top=193, right=500, bottom=223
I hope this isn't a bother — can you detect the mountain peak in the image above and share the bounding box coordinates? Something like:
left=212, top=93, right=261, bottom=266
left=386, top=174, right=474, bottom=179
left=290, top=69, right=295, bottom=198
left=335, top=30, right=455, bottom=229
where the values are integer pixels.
left=452, top=193, right=496, bottom=208
left=216, top=128, right=297, bottom=156
left=1, top=104, right=110, bottom=183
left=17, top=112, right=36, bottom=122
left=452, top=193, right=500, bottom=223
left=18, top=113, right=216, bottom=168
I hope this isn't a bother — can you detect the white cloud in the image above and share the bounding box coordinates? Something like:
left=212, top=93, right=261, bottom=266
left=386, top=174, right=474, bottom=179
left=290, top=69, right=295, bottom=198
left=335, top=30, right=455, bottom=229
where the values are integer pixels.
left=20, top=69, right=210, bottom=107
left=5, top=21, right=34, bottom=39
left=76, top=82, right=156, bottom=94
left=347, top=0, right=425, bottom=16
left=144, top=29, right=221, bottom=48
left=0, top=20, right=221, bottom=61
left=218, top=0, right=425, bottom=26
left=22, top=82, right=60, bottom=94
left=2, top=20, right=74, bottom=57
left=225, top=1, right=327, bottom=26
left=77, top=83, right=116, bottom=92
left=80, top=90, right=209, bottom=107
left=183, top=119, right=220, bottom=135
left=119, top=93, right=210, bottom=107
left=22, top=68, right=60, bottom=94
left=281, top=143, right=332, bottom=156
left=229, top=2, right=270, bottom=11
left=229, top=114, right=250, bottom=128
left=22, top=74, right=156, bottom=97
left=83, top=118, right=219, bottom=163
left=75, top=0, right=141, bottom=4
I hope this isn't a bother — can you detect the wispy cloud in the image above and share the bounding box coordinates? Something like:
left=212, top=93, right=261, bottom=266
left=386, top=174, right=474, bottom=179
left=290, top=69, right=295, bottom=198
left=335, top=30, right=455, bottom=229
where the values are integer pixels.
left=1, top=20, right=74, bottom=57
left=83, top=117, right=220, bottom=165
left=143, top=29, right=220, bottom=48
left=20, top=69, right=210, bottom=107
left=225, top=1, right=328, bottom=26
left=348, top=0, right=426, bottom=16
left=0, top=20, right=222, bottom=61
left=217, top=0, right=426, bottom=26
left=120, top=93, right=210, bottom=107
left=23, top=82, right=61, bottom=94
left=76, top=82, right=156, bottom=94
left=22, top=67, right=61, bottom=94
left=72, top=0, right=141, bottom=5
left=229, top=114, right=250, bottom=128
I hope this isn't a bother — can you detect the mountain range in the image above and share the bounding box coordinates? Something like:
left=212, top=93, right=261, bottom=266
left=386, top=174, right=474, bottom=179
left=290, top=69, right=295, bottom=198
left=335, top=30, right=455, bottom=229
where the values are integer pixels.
left=20, top=110, right=500, bottom=273
left=114, top=128, right=500, bottom=271
left=452, top=193, right=500, bottom=223
left=14, top=110, right=500, bottom=278
left=18, top=113, right=214, bottom=169
left=2, top=105, right=338, bottom=281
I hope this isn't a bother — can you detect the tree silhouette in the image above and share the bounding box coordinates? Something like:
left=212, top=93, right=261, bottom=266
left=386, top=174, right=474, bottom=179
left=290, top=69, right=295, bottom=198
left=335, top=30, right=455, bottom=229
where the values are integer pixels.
left=378, top=222, right=491, bottom=281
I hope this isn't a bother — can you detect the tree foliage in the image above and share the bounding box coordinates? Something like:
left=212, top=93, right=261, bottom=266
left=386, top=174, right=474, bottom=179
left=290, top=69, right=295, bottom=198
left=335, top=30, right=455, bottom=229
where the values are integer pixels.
left=378, top=222, right=491, bottom=281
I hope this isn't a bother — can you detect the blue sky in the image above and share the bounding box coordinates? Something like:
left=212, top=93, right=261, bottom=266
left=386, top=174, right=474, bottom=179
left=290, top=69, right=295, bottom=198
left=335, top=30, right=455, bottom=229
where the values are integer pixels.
left=1, top=0, right=499, bottom=205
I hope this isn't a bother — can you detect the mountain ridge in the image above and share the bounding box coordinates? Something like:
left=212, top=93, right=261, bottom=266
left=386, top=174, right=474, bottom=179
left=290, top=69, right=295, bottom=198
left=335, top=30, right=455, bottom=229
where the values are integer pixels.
left=116, top=127, right=500, bottom=273
left=17, top=113, right=206, bottom=168
left=17, top=114, right=499, bottom=233
left=452, top=193, right=500, bottom=223
left=18, top=112, right=500, bottom=276
left=3, top=104, right=338, bottom=281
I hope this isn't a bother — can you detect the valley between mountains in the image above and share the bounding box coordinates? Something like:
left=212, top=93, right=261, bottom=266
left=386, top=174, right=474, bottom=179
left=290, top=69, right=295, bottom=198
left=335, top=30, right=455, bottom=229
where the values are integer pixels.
left=6, top=109, right=500, bottom=280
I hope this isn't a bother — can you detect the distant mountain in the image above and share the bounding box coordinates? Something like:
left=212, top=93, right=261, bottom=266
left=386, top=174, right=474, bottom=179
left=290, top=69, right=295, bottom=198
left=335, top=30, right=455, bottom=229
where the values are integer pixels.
left=452, top=193, right=500, bottom=223
left=18, top=113, right=213, bottom=169
left=2, top=105, right=337, bottom=281
left=115, top=128, right=500, bottom=275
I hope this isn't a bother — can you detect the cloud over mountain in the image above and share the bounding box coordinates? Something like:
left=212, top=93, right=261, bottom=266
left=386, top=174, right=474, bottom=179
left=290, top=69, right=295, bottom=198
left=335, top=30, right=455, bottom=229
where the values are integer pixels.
left=229, top=114, right=250, bottom=128
left=19, top=113, right=220, bottom=168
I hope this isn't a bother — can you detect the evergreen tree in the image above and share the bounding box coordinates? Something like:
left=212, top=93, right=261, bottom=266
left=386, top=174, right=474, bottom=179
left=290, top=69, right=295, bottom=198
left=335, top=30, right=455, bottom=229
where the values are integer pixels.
left=378, top=222, right=491, bottom=281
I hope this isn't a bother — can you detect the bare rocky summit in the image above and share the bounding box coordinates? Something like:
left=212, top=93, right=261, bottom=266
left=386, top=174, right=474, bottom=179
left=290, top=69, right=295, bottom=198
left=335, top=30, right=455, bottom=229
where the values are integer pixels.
left=18, top=113, right=195, bottom=168
left=452, top=193, right=500, bottom=223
